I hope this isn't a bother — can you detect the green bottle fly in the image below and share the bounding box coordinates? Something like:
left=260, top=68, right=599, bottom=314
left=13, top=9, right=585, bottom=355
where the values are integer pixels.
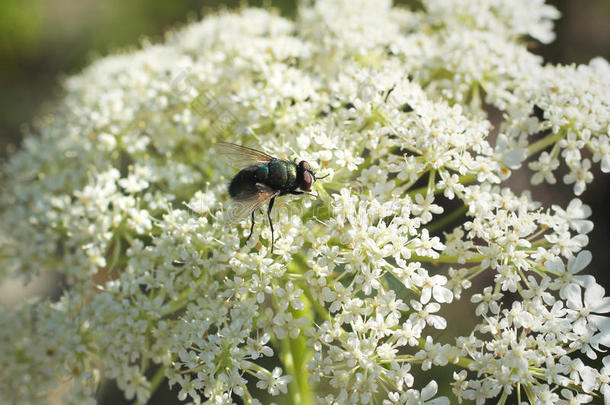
left=217, top=142, right=323, bottom=253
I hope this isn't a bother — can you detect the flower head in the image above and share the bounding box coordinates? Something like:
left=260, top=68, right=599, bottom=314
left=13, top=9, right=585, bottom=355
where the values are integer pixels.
left=0, top=1, right=609, bottom=404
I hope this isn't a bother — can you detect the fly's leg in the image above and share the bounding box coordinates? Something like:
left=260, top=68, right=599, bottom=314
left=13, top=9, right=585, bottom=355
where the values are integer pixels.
left=291, top=190, right=317, bottom=198
left=268, top=197, right=275, bottom=253
left=246, top=211, right=255, bottom=241
left=384, top=84, right=396, bottom=103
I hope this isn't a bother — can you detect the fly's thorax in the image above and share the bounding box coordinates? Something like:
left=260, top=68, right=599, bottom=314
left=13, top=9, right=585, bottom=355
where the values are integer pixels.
left=286, top=161, right=297, bottom=188
left=266, top=160, right=298, bottom=190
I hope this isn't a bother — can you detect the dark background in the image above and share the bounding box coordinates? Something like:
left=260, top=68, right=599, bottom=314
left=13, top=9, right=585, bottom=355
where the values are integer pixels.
left=0, top=1, right=608, bottom=403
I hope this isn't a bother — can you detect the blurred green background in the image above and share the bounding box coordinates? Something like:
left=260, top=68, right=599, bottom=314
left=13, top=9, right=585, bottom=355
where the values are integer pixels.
left=0, top=0, right=608, bottom=404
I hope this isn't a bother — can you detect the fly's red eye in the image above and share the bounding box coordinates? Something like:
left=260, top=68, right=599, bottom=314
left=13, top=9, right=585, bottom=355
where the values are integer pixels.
left=302, top=171, right=314, bottom=191
left=299, top=161, right=311, bottom=171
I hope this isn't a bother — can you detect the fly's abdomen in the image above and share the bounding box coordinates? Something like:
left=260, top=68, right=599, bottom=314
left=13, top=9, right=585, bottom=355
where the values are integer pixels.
left=254, top=164, right=269, bottom=182
left=229, top=168, right=258, bottom=199
left=266, top=160, right=297, bottom=190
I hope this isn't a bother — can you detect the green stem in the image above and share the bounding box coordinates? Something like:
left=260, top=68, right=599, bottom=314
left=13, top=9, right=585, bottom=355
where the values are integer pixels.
left=526, top=130, right=564, bottom=156
left=465, top=265, right=486, bottom=281
left=411, top=253, right=484, bottom=264
left=523, top=384, right=536, bottom=404
left=456, top=173, right=477, bottom=186
left=110, top=235, right=122, bottom=269
left=280, top=336, right=315, bottom=405
left=529, top=238, right=551, bottom=248
left=426, top=169, right=436, bottom=195
left=498, top=389, right=509, bottom=405
left=283, top=254, right=316, bottom=405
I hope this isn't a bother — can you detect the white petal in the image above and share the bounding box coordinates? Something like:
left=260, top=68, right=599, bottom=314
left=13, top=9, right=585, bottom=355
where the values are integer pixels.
left=591, top=316, right=610, bottom=339
left=584, top=282, right=607, bottom=309
left=429, top=315, right=446, bottom=329
left=601, top=155, right=610, bottom=173
left=421, top=288, right=432, bottom=304
left=564, top=283, right=583, bottom=308
left=595, top=297, right=610, bottom=314
left=570, top=250, right=592, bottom=273
left=580, top=366, right=599, bottom=392
left=421, top=380, right=439, bottom=400
left=433, top=286, right=453, bottom=303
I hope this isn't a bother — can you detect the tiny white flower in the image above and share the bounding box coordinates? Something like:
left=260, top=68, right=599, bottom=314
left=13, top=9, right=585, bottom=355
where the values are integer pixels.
left=256, top=367, right=292, bottom=395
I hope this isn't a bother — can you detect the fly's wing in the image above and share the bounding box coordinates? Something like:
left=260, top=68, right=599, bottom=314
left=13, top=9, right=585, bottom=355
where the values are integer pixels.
left=225, top=183, right=279, bottom=224
left=215, top=142, right=276, bottom=168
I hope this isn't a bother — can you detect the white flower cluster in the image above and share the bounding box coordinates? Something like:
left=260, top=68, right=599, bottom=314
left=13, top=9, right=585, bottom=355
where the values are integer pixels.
left=505, top=60, right=610, bottom=195
left=1, top=1, right=609, bottom=404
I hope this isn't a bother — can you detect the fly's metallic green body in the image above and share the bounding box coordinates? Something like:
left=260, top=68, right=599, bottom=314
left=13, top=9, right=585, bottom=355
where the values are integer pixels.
left=217, top=142, right=324, bottom=253
left=229, top=160, right=298, bottom=199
